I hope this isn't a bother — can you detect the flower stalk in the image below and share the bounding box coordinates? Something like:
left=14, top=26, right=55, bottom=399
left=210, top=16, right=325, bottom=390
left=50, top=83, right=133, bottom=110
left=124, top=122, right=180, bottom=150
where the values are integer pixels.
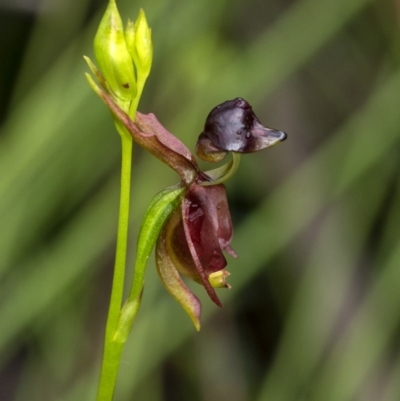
left=85, top=2, right=153, bottom=400
left=96, top=132, right=132, bottom=401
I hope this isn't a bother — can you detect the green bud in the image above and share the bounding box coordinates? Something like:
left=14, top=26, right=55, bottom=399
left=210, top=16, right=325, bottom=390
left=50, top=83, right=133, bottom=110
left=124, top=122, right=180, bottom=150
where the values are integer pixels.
left=125, top=9, right=153, bottom=77
left=94, top=0, right=137, bottom=102
left=124, top=19, right=136, bottom=59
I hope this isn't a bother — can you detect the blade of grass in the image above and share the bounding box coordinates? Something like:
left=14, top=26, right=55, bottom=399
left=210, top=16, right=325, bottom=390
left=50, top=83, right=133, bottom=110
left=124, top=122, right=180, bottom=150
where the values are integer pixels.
left=255, top=157, right=396, bottom=401
left=309, top=239, right=400, bottom=401
left=307, top=176, right=400, bottom=401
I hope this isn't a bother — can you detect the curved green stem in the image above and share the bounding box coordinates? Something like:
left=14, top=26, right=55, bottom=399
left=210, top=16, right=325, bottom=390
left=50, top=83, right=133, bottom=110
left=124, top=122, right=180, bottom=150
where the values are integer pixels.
left=96, top=133, right=132, bottom=401
left=202, top=153, right=241, bottom=185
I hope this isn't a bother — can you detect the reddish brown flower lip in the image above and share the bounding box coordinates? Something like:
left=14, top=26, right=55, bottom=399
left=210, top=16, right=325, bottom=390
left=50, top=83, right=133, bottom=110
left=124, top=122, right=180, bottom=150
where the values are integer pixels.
left=158, top=183, right=236, bottom=307
left=181, top=184, right=237, bottom=306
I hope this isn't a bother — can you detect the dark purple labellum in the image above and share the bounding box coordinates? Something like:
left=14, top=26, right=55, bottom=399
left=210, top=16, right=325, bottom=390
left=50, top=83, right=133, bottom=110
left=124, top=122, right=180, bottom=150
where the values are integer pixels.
left=198, top=98, right=287, bottom=155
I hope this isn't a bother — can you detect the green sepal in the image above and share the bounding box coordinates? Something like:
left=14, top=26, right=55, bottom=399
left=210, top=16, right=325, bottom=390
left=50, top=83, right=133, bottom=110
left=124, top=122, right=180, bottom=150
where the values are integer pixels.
left=156, top=227, right=202, bottom=331
left=128, top=185, right=185, bottom=302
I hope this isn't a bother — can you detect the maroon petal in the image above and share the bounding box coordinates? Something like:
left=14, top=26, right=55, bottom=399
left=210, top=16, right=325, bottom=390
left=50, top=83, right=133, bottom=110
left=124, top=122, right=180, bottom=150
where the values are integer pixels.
left=165, top=205, right=203, bottom=284
left=182, top=184, right=236, bottom=306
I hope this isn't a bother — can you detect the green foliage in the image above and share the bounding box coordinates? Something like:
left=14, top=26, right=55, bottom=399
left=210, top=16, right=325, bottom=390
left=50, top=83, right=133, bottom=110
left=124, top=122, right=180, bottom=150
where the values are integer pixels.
left=1, top=0, right=400, bottom=400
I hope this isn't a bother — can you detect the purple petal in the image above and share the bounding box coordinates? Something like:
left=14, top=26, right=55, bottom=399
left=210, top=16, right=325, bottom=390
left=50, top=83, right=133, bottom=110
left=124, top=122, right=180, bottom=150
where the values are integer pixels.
left=182, top=184, right=236, bottom=306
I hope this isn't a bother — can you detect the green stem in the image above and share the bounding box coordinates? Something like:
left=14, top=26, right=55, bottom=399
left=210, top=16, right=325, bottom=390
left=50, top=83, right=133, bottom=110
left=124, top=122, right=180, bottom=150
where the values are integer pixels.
left=96, top=133, right=133, bottom=401
left=202, top=153, right=241, bottom=185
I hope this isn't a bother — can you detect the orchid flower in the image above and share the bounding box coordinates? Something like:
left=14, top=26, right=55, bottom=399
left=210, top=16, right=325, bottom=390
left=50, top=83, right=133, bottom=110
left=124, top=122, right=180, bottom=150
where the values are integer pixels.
left=86, top=61, right=286, bottom=329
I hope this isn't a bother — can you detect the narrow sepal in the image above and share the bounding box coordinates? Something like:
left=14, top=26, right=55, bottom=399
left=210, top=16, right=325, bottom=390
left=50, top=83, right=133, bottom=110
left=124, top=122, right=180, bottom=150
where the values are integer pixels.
left=156, top=228, right=201, bottom=331
left=91, top=86, right=199, bottom=184
left=83, top=56, right=110, bottom=93
left=129, top=186, right=185, bottom=301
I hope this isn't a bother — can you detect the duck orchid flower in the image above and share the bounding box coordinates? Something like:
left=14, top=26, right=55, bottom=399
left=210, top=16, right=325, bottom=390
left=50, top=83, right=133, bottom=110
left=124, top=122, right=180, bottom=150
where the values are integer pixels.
left=85, top=65, right=286, bottom=329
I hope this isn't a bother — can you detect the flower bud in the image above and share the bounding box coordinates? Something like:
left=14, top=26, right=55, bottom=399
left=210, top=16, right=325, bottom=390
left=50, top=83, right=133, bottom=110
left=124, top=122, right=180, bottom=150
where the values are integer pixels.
left=124, top=19, right=136, bottom=59
left=125, top=9, right=153, bottom=77
left=94, top=0, right=137, bottom=102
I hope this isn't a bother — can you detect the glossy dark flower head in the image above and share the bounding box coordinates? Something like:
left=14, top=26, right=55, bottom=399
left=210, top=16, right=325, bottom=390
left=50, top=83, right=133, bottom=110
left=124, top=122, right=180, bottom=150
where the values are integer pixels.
left=196, top=98, right=287, bottom=162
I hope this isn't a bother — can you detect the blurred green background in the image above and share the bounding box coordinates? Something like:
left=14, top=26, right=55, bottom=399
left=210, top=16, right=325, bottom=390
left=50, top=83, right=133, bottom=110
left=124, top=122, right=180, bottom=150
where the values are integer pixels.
left=1, top=0, right=400, bottom=400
